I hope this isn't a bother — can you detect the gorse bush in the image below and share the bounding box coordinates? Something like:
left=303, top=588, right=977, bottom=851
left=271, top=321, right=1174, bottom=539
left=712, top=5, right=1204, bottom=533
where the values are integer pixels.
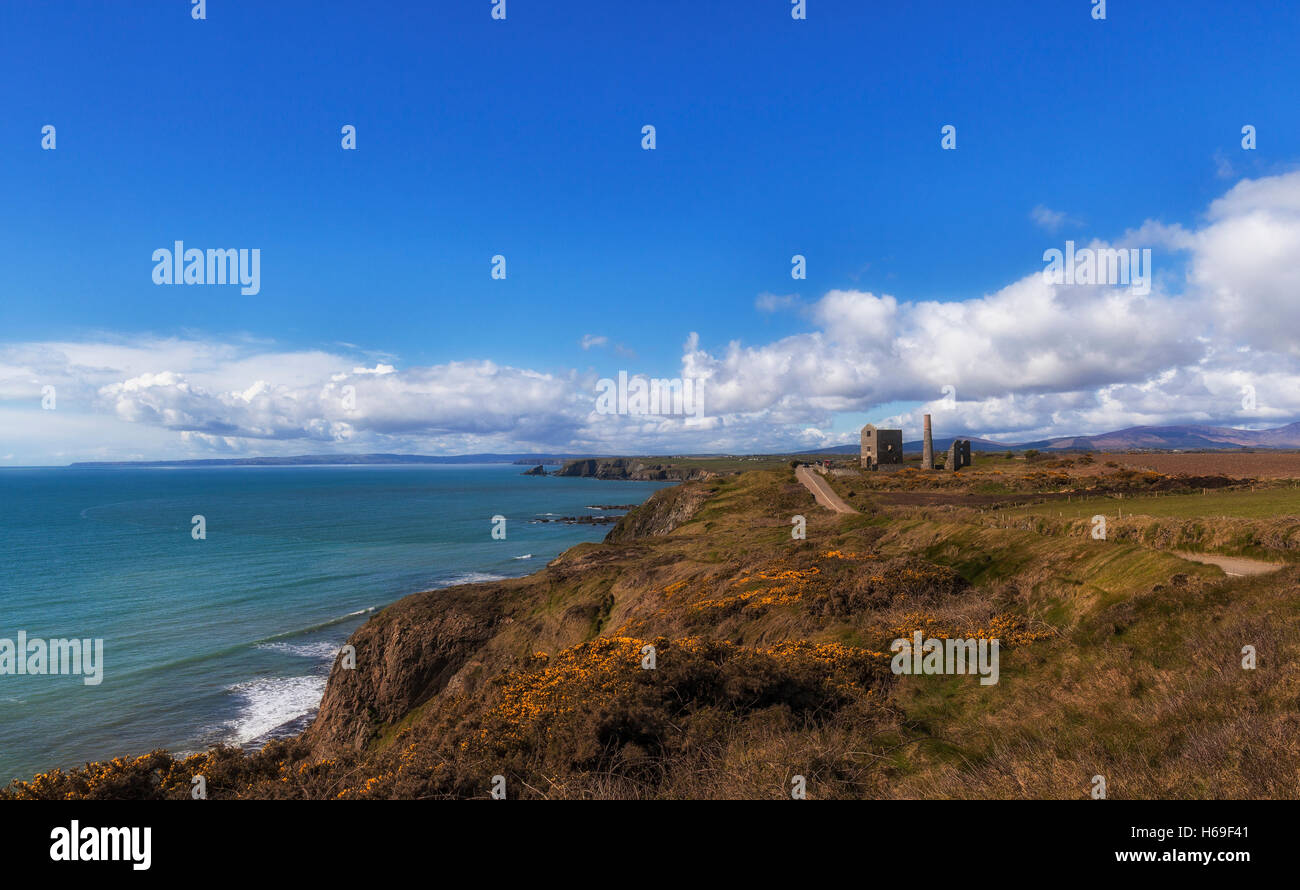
left=0, top=741, right=312, bottom=801
left=354, top=635, right=893, bottom=798
left=809, top=556, right=970, bottom=616
left=4, top=636, right=893, bottom=800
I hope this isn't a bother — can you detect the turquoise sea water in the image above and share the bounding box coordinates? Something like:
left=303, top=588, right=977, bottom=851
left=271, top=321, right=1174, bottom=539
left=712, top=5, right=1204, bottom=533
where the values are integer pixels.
left=0, top=465, right=668, bottom=782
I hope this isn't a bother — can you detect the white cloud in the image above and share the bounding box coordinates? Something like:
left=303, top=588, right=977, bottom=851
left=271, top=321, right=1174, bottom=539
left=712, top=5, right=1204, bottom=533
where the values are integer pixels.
left=1030, top=204, right=1079, bottom=232
left=755, top=292, right=800, bottom=313
left=1193, top=172, right=1300, bottom=355
left=5, top=171, right=1300, bottom=462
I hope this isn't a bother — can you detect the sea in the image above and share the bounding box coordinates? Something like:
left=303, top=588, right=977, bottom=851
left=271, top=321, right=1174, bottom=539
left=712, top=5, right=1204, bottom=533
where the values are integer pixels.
left=0, top=464, right=669, bottom=783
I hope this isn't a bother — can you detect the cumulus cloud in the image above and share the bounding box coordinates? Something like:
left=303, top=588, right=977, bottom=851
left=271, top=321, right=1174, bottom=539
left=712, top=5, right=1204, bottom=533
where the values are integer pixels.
left=677, top=170, right=1300, bottom=441
left=93, top=359, right=588, bottom=444
left=4, top=171, right=1300, bottom=462
left=685, top=273, right=1199, bottom=422
left=1193, top=172, right=1300, bottom=356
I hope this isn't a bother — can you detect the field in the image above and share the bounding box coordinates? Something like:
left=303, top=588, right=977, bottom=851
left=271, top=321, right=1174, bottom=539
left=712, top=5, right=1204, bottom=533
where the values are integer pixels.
left=1091, top=451, right=1300, bottom=479
left=819, top=452, right=1300, bottom=566
left=1008, top=485, right=1300, bottom=521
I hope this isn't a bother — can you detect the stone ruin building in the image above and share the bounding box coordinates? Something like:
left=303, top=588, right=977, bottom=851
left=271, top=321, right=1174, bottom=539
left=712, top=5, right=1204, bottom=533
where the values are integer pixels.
left=946, top=438, right=971, bottom=471
left=859, top=423, right=903, bottom=469
left=861, top=414, right=972, bottom=472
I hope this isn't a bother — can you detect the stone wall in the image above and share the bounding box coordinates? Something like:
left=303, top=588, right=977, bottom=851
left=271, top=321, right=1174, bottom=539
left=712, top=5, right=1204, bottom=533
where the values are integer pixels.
left=860, top=423, right=904, bottom=468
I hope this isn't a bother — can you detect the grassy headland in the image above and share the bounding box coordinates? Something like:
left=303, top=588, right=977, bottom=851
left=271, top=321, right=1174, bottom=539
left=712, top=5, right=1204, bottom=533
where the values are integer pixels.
left=7, top=453, right=1300, bottom=799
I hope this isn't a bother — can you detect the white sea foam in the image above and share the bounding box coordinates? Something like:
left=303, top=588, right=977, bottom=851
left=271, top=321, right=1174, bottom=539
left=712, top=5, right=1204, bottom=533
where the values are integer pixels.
left=512, top=554, right=533, bottom=560
left=258, top=606, right=376, bottom=643
left=222, top=675, right=326, bottom=744
left=256, top=640, right=341, bottom=660
left=438, top=571, right=507, bottom=586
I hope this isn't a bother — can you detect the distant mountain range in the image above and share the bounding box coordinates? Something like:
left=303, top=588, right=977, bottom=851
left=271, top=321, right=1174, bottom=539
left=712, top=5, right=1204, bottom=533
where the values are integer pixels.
left=63, top=422, right=1300, bottom=468
left=68, top=453, right=596, bottom=468
left=808, top=421, right=1300, bottom=455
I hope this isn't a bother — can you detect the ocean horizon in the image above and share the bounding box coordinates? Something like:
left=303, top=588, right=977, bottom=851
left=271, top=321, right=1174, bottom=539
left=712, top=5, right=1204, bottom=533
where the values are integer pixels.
left=0, top=464, right=669, bottom=782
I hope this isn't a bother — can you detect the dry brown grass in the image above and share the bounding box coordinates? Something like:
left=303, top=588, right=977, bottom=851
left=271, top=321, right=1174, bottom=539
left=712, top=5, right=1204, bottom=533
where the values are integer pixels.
left=12, top=465, right=1300, bottom=800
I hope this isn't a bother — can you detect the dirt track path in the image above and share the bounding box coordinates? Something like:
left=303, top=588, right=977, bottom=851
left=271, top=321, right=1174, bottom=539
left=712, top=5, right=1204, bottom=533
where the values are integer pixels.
left=795, top=466, right=857, bottom=514
left=1173, top=551, right=1284, bottom=577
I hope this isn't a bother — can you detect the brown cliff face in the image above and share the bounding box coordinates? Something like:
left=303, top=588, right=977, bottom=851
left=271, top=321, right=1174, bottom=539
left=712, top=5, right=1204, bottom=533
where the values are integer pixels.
left=304, top=583, right=512, bottom=753
left=305, top=483, right=705, bottom=756
left=603, top=481, right=712, bottom=542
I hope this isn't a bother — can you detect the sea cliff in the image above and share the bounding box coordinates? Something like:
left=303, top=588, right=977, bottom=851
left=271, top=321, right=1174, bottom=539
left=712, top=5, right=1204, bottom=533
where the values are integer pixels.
left=9, top=462, right=1300, bottom=800
left=552, top=457, right=716, bottom=481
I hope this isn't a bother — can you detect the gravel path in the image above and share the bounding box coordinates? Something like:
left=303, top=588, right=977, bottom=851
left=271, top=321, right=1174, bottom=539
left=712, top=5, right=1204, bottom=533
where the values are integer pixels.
left=1173, top=551, right=1284, bottom=577
left=795, top=466, right=858, bottom=514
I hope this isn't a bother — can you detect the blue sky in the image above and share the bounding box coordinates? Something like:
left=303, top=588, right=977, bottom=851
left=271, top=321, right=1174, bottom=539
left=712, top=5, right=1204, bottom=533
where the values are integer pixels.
left=2, top=1, right=1299, bottom=463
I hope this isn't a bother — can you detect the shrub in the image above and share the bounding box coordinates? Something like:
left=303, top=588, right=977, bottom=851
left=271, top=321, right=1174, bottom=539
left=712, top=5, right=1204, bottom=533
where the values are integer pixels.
left=346, top=635, right=892, bottom=799
left=810, top=557, right=970, bottom=617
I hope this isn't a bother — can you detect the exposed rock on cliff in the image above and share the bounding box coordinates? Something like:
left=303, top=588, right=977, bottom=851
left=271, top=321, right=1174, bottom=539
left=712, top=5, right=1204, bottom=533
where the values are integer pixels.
left=554, top=457, right=715, bottom=481
left=604, top=481, right=711, bottom=542
left=305, top=541, right=658, bottom=756
left=305, top=485, right=705, bottom=755
left=305, top=583, right=512, bottom=753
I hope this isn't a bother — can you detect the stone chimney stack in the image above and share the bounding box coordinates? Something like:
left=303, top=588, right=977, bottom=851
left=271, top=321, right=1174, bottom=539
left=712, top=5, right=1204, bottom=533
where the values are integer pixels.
left=922, top=414, right=934, bottom=469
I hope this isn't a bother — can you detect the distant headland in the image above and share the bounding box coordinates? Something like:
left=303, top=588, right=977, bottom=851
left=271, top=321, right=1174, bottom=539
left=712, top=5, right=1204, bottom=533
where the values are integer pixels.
left=62, top=421, right=1300, bottom=469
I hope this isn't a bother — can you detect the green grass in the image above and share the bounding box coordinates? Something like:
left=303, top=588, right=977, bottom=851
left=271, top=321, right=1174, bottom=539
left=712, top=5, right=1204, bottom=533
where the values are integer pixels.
left=894, top=521, right=1217, bottom=613
left=1008, top=486, right=1300, bottom=521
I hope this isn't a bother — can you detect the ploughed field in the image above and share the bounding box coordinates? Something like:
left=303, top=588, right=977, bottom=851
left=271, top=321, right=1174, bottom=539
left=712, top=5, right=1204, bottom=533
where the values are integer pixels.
left=1086, top=450, right=1300, bottom=480
left=8, top=453, right=1300, bottom=800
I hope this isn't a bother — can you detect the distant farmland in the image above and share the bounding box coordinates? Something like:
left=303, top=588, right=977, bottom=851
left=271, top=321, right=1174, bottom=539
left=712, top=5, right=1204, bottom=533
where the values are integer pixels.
left=1097, top=451, right=1300, bottom=479
left=1010, top=485, right=1300, bottom=521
